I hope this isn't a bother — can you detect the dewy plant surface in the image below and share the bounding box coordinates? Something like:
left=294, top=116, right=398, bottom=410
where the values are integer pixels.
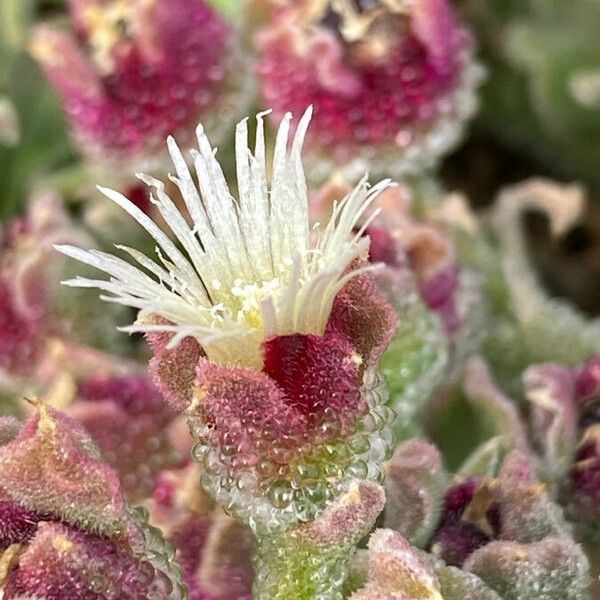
left=1, top=1, right=600, bottom=598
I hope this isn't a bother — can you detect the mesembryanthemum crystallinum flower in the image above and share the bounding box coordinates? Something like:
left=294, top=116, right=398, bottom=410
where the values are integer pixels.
left=30, top=0, right=253, bottom=174
left=56, top=109, right=398, bottom=599
left=257, top=0, right=484, bottom=182
left=0, top=402, right=186, bottom=599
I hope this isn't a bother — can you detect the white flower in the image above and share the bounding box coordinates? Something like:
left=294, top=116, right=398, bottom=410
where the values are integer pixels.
left=56, top=108, right=391, bottom=369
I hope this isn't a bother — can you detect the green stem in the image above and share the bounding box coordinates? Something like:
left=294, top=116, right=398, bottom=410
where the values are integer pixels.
left=253, top=530, right=354, bottom=600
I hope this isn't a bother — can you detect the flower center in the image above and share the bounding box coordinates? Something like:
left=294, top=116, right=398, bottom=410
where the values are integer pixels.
left=81, top=0, right=154, bottom=73
left=230, top=277, right=283, bottom=330
left=317, top=0, right=411, bottom=43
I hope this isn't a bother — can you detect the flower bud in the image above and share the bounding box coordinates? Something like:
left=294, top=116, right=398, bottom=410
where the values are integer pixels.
left=0, top=403, right=186, bottom=599
left=31, top=0, right=252, bottom=174
left=464, top=537, right=591, bottom=600
left=349, top=528, right=443, bottom=600
left=384, top=439, right=447, bottom=548
left=257, top=0, right=483, bottom=181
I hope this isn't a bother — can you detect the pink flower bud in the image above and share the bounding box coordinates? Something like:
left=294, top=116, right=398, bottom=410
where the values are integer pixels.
left=0, top=405, right=187, bottom=599
left=31, top=0, right=251, bottom=171
left=257, top=0, right=482, bottom=181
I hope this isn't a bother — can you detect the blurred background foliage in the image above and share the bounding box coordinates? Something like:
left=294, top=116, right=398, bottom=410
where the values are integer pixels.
left=2, top=0, right=600, bottom=216
left=452, top=0, right=600, bottom=192
left=0, top=0, right=75, bottom=219
left=1, top=0, right=600, bottom=311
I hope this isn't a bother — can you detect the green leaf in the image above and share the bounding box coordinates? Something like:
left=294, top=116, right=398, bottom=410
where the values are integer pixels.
left=0, top=54, right=76, bottom=220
